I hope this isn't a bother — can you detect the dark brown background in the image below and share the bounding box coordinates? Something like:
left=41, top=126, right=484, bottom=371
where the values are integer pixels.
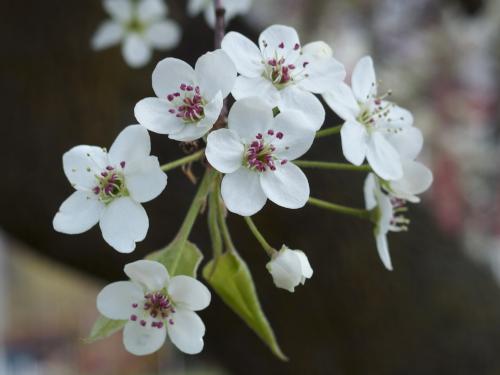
left=1, top=0, right=499, bottom=374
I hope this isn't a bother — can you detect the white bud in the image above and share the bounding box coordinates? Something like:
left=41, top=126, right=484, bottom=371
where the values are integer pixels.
left=266, top=246, right=313, bottom=292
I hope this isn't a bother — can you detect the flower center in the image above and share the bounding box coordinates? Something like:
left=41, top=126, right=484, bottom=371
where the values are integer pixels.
left=130, top=291, right=176, bottom=329
left=245, top=130, right=287, bottom=172
left=356, top=91, right=405, bottom=134
left=166, top=84, right=206, bottom=123
left=389, top=197, right=410, bottom=232
left=92, top=162, right=127, bottom=204
left=260, top=41, right=308, bottom=90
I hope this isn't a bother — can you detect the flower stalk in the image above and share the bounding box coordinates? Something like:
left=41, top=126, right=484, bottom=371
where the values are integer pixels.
left=244, top=216, right=275, bottom=257
left=294, top=160, right=371, bottom=172
left=315, top=125, right=342, bottom=138
left=160, top=149, right=205, bottom=172
left=214, top=0, right=226, bottom=49
left=307, top=197, right=372, bottom=220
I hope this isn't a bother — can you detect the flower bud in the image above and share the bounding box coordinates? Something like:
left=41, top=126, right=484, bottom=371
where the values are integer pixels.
left=266, top=246, right=313, bottom=292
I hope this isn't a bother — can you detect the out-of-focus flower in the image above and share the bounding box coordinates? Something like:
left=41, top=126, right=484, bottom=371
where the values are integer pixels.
left=187, top=0, right=252, bottom=28
left=206, top=97, right=314, bottom=216
left=266, top=246, right=313, bottom=292
left=135, top=50, right=236, bottom=141
left=53, top=125, right=167, bottom=252
left=324, top=56, right=421, bottom=181
left=91, top=0, right=181, bottom=68
left=97, top=260, right=211, bottom=355
left=222, top=24, right=345, bottom=130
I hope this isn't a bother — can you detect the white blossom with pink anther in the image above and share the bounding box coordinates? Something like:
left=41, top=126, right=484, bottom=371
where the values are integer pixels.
left=323, top=56, right=422, bottom=181
left=97, top=260, right=211, bottom=355
left=205, top=97, right=315, bottom=216
left=221, top=24, right=345, bottom=131
left=53, top=125, right=167, bottom=253
left=134, top=49, right=237, bottom=142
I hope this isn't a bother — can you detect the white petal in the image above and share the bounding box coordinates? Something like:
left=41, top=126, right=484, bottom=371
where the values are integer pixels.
left=124, top=156, right=167, bottom=203
left=91, top=21, right=123, bottom=50
left=259, top=163, right=309, bottom=209
left=206, top=129, right=244, bottom=173
left=381, top=104, right=414, bottom=128
left=272, top=110, right=315, bottom=160
left=62, top=145, right=108, bottom=190
left=104, top=0, right=133, bottom=21
left=258, top=24, right=300, bottom=61
left=390, top=160, right=433, bottom=202
left=152, top=58, right=196, bottom=98
left=168, top=123, right=211, bottom=142
left=96, top=281, right=143, bottom=320
left=109, top=125, right=151, bottom=166
left=124, top=260, right=169, bottom=291
left=232, top=75, right=280, bottom=105
left=363, top=173, right=378, bottom=210
left=386, top=126, right=423, bottom=160
left=227, top=97, right=273, bottom=142
left=297, top=57, right=346, bottom=93
left=280, top=88, right=325, bottom=131
left=294, top=250, right=313, bottom=280
left=322, top=82, right=360, bottom=122
left=145, top=20, right=181, bottom=50
left=134, top=97, right=185, bottom=135
left=53, top=191, right=104, bottom=234
left=137, top=0, right=167, bottom=22
left=352, top=56, right=377, bottom=103
left=221, top=168, right=267, bottom=216
left=366, top=132, right=403, bottom=180
left=123, top=321, right=167, bottom=355
left=99, top=197, right=149, bottom=253
left=221, top=32, right=263, bottom=77
left=167, top=309, right=205, bottom=354
left=168, top=275, right=211, bottom=311
left=375, top=231, right=392, bottom=271
left=340, top=121, right=368, bottom=166
left=122, top=33, right=152, bottom=68
left=301, top=41, right=333, bottom=60
left=195, top=49, right=237, bottom=100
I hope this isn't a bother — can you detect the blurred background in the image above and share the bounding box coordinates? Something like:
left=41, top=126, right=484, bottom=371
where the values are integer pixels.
left=1, top=0, right=500, bottom=373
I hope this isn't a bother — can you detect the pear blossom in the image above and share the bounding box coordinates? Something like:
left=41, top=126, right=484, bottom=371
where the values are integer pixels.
left=91, top=0, right=181, bottom=68
left=323, top=56, right=422, bottom=181
left=187, top=0, right=252, bottom=28
left=53, top=125, right=167, bottom=253
left=266, top=246, right=313, bottom=292
left=97, top=260, right=211, bottom=355
left=134, top=50, right=237, bottom=141
left=206, top=97, right=315, bottom=216
left=385, top=160, right=433, bottom=203
left=221, top=24, right=345, bottom=131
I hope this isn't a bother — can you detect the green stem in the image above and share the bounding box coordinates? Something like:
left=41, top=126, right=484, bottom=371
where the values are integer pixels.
left=308, top=197, right=372, bottom=220
left=294, top=160, right=371, bottom=172
left=160, top=150, right=204, bottom=172
left=244, top=216, right=275, bottom=257
left=214, top=180, right=236, bottom=252
left=208, top=185, right=223, bottom=259
left=315, top=125, right=342, bottom=138
left=175, top=168, right=217, bottom=245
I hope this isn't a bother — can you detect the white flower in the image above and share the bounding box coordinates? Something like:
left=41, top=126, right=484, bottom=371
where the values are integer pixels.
left=187, top=0, right=252, bottom=28
left=91, top=0, right=181, bottom=68
left=266, top=246, right=313, bottom=292
left=221, top=24, right=346, bottom=131
left=53, top=125, right=167, bottom=253
left=323, top=56, right=422, bottom=181
left=97, top=260, right=211, bottom=355
left=205, top=97, right=314, bottom=216
left=134, top=50, right=237, bottom=141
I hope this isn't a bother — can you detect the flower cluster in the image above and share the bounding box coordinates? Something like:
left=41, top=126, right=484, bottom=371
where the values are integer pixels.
left=58, top=21, right=432, bottom=358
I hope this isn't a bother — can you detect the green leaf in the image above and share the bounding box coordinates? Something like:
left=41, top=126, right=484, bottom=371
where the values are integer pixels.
left=85, top=315, right=126, bottom=343
left=147, top=240, right=203, bottom=277
left=203, top=251, right=287, bottom=361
